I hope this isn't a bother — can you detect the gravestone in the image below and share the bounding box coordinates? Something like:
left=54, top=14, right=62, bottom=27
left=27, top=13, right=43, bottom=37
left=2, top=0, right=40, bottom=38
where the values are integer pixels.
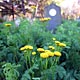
left=44, top=3, right=62, bottom=31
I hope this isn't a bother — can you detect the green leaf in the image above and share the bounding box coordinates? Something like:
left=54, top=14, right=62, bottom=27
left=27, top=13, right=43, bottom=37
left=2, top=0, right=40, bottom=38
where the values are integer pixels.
left=21, top=70, right=31, bottom=80
left=75, top=74, right=80, bottom=80
left=56, top=66, right=66, bottom=79
left=74, top=71, right=80, bottom=80
left=32, top=77, right=40, bottom=80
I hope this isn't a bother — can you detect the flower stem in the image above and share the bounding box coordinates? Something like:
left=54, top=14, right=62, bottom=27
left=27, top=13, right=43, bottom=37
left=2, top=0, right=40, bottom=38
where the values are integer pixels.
left=45, top=58, right=48, bottom=69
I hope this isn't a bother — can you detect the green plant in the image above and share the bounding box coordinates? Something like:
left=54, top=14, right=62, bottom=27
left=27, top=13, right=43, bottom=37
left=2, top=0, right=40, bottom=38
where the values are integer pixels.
left=2, top=63, right=20, bottom=80
left=1, top=19, right=80, bottom=80
left=0, top=19, right=57, bottom=80
left=21, top=64, right=38, bottom=80
left=19, top=36, right=66, bottom=80
left=53, top=20, right=80, bottom=80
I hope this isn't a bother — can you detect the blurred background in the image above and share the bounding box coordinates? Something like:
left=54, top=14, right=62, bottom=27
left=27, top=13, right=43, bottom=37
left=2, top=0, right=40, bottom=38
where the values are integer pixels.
left=0, top=0, right=80, bottom=21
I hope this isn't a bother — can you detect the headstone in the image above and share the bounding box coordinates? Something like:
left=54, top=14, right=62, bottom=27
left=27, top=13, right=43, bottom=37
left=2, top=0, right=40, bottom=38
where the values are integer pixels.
left=44, top=3, right=62, bottom=31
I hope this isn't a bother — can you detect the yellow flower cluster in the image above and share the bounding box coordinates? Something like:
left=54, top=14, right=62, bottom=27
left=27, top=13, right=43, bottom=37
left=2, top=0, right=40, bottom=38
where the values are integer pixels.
left=37, top=46, right=62, bottom=58
left=55, top=41, right=66, bottom=47
left=37, top=48, right=45, bottom=52
left=41, top=50, right=60, bottom=58
left=49, top=46, right=55, bottom=50
left=40, top=50, right=61, bottom=58
left=32, top=52, right=36, bottom=55
left=39, top=17, right=51, bottom=21
left=5, top=23, right=11, bottom=27
left=20, top=45, right=33, bottom=51
left=40, top=50, right=53, bottom=58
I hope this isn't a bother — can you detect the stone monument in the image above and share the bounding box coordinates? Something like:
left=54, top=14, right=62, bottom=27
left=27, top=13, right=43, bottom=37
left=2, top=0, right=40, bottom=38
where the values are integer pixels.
left=44, top=3, right=62, bottom=31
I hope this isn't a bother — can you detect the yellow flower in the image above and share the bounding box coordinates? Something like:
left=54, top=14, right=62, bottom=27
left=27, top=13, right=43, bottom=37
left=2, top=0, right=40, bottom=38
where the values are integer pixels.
left=39, top=18, right=44, bottom=21
left=37, top=48, right=45, bottom=52
left=24, top=45, right=33, bottom=50
left=47, top=18, right=51, bottom=20
left=20, top=45, right=33, bottom=51
left=5, top=23, right=11, bottom=27
left=55, top=41, right=60, bottom=44
left=44, top=18, right=51, bottom=20
left=54, top=51, right=62, bottom=57
left=32, top=52, right=36, bottom=55
left=49, top=46, right=55, bottom=50
left=55, top=41, right=60, bottom=46
left=52, top=38, right=56, bottom=41
left=46, top=52, right=54, bottom=57
left=44, top=50, right=54, bottom=57
left=39, top=17, right=51, bottom=21
left=59, top=43, right=66, bottom=47
left=28, top=46, right=33, bottom=50
left=20, top=47, right=26, bottom=51
left=45, top=50, right=51, bottom=52
left=40, top=53, right=49, bottom=58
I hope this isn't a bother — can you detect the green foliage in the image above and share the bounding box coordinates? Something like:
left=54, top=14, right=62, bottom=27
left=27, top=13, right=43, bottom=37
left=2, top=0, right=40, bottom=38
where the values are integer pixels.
left=0, top=19, right=55, bottom=80
left=2, top=63, right=20, bottom=80
left=54, top=20, right=80, bottom=67
left=18, top=19, right=53, bottom=47
left=53, top=20, right=80, bottom=80
left=56, top=65, right=66, bottom=79
left=21, top=64, right=38, bottom=80
left=0, top=19, right=80, bottom=80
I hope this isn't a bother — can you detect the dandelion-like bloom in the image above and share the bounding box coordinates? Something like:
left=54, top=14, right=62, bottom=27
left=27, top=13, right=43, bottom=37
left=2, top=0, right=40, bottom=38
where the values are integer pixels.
left=55, top=41, right=60, bottom=44
left=20, top=45, right=33, bottom=51
left=25, top=45, right=33, bottom=50
left=44, top=50, right=54, bottom=57
left=46, top=52, right=54, bottom=57
left=52, top=38, right=56, bottom=41
left=5, top=23, right=11, bottom=27
left=47, top=18, right=51, bottom=20
left=54, top=51, right=62, bottom=57
left=39, top=17, right=51, bottom=21
left=40, top=53, right=49, bottom=58
left=32, top=52, right=36, bottom=55
left=49, top=46, right=55, bottom=50
left=59, top=43, right=66, bottom=47
left=37, top=48, right=45, bottom=52
left=55, top=41, right=60, bottom=46
left=20, top=47, right=26, bottom=51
